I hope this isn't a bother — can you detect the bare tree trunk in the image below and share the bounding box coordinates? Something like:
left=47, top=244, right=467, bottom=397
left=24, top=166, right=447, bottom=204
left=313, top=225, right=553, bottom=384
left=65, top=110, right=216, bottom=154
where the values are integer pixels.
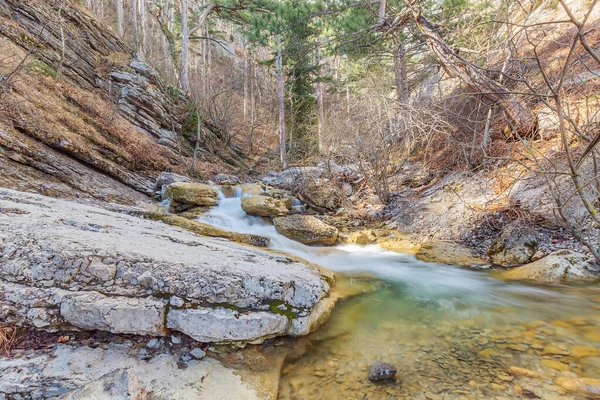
left=207, top=27, right=212, bottom=94
left=315, top=39, right=324, bottom=153
left=57, top=0, right=65, bottom=74
left=117, top=0, right=124, bottom=37
left=139, top=0, right=147, bottom=57
left=131, top=0, right=139, bottom=55
left=180, top=0, right=190, bottom=93
left=243, top=40, right=248, bottom=120
left=276, top=36, right=287, bottom=168
left=191, top=107, right=201, bottom=172
left=344, top=54, right=350, bottom=116
left=378, top=0, right=386, bottom=26
left=201, top=0, right=206, bottom=99
left=248, top=57, right=256, bottom=155
left=393, top=38, right=408, bottom=105
left=403, top=0, right=535, bottom=135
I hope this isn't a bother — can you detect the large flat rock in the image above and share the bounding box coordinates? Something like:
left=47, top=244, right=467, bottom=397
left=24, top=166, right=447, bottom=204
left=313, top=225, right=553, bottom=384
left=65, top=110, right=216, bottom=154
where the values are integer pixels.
left=0, top=345, right=272, bottom=399
left=0, top=188, right=333, bottom=343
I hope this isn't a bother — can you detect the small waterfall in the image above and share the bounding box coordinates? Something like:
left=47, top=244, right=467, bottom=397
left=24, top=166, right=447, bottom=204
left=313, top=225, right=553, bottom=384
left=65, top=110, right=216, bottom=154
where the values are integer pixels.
left=197, top=186, right=587, bottom=316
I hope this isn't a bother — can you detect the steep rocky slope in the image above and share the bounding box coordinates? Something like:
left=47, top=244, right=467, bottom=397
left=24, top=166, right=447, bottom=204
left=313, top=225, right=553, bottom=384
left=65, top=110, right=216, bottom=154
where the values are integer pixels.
left=0, top=0, right=200, bottom=204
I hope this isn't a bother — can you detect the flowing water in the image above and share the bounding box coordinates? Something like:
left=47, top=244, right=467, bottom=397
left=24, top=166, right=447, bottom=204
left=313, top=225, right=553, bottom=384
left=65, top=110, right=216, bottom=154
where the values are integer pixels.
left=201, top=188, right=600, bottom=399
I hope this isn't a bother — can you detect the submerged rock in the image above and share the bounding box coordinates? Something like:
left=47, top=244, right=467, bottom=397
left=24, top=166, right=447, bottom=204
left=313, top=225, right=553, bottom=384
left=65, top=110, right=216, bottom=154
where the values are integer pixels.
left=274, top=215, right=339, bottom=246
left=150, top=213, right=270, bottom=247
left=416, top=241, right=488, bottom=268
left=555, top=377, right=600, bottom=396
left=368, top=361, right=397, bottom=381
left=497, top=249, right=598, bottom=283
left=487, top=221, right=537, bottom=266
left=165, top=182, right=219, bottom=210
left=241, top=196, right=288, bottom=218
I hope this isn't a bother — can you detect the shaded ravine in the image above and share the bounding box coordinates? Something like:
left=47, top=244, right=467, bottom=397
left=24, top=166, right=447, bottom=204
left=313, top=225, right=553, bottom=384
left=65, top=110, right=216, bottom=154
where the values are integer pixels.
left=200, top=188, right=600, bottom=399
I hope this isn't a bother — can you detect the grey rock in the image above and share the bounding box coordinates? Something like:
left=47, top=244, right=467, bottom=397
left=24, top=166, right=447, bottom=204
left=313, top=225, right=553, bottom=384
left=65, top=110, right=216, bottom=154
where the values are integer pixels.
left=165, top=182, right=219, bottom=210
left=169, top=296, right=185, bottom=307
left=61, top=293, right=165, bottom=336
left=167, top=307, right=289, bottom=343
left=190, top=348, right=206, bottom=360
left=498, top=249, right=599, bottom=283
left=154, top=172, right=190, bottom=193
left=273, top=215, right=339, bottom=246
left=0, top=189, right=333, bottom=343
left=214, top=174, right=240, bottom=185
left=0, top=345, right=268, bottom=399
left=241, top=196, right=288, bottom=218
left=58, top=368, right=145, bottom=400
left=368, top=361, right=397, bottom=381
left=146, top=339, right=161, bottom=349
left=487, top=221, right=537, bottom=266
left=537, top=106, right=560, bottom=140
left=171, top=335, right=181, bottom=344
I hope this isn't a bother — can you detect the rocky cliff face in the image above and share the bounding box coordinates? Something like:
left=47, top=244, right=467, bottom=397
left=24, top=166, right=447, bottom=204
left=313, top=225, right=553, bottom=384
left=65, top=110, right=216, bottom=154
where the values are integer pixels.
left=0, top=0, right=191, bottom=204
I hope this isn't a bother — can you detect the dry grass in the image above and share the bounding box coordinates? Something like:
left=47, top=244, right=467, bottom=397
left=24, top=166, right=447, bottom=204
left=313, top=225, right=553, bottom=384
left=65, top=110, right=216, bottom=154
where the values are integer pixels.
left=0, top=325, right=17, bottom=356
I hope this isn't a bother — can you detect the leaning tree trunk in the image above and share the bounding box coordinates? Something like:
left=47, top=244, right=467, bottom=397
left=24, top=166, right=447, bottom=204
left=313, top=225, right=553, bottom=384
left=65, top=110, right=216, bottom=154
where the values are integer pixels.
left=403, top=1, right=535, bottom=135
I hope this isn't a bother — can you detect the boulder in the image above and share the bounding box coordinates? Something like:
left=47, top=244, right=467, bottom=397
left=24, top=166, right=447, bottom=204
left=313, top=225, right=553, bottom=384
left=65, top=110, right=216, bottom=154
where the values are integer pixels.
left=261, top=189, right=298, bottom=210
left=537, top=106, right=560, bottom=140
left=165, top=182, right=219, bottom=211
left=154, top=172, right=190, bottom=193
left=496, top=249, right=599, bottom=283
left=368, top=361, right=397, bottom=382
left=402, top=169, right=434, bottom=188
left=487, top=221, right=537, bottom=266
left=241, top=196, right=288, bottom=218
left=241, top=183, right=264, bottom=196
left=273, top=215, right=339, bottom=246
left=0, top=189, right=333, bottom=344
left=260, top=167, right=325, bottom=188
left=416, top=241, right=488, bottom=268
left=301, top=180, right=344, bottom=212
left=214, top=174, right=240, bottom=185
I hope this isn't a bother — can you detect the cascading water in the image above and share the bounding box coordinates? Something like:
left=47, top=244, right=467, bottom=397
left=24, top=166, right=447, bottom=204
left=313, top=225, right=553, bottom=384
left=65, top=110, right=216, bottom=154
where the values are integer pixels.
left=200, top=186, right=600, bottom=399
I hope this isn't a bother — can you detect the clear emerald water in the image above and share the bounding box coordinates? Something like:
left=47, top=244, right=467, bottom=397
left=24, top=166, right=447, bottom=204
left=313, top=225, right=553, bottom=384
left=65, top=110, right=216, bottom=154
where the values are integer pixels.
left=201, top=188, right=600, bottom=399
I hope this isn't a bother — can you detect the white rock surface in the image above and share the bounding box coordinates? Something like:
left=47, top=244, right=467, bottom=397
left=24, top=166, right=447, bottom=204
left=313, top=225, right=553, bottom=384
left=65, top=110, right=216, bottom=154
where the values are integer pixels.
left=167, top=307, right=288, bottom=343
left=60, top=293, right=165, bottom=335
left=0, top=188, right=333, bottom=343
left=0, top=345, right=270, bottom=399
left=58, top=368, right=145, bottom=400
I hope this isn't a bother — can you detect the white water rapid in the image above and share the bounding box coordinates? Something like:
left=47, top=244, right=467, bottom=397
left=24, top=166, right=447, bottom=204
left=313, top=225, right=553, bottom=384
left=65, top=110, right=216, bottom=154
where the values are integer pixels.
left=198, top=187, right=593, bottom=319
